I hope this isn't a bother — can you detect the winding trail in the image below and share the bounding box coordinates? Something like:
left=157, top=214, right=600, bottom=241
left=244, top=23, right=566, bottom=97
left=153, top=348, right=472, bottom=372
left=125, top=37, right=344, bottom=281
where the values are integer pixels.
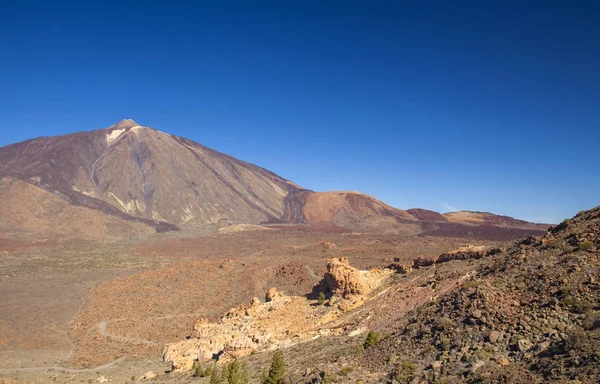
left=0, top=358, right=126, bottom=374
left=304, top=265, right=319, bottom=280
left=0, top=312, right=204, bottom=375
left=98, top=320, right=158, bottom=346
left=96, top=312, right=206, bottom=346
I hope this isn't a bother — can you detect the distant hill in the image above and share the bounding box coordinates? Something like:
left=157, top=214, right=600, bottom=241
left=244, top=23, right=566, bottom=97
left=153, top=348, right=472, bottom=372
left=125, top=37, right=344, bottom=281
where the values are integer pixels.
left=444, top=210, right=547, bottom=230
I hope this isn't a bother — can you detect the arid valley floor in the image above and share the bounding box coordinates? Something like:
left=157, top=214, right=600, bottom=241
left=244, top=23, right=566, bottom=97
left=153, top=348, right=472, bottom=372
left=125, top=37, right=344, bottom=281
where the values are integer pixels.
left=1, top=225, right=491, bottom=383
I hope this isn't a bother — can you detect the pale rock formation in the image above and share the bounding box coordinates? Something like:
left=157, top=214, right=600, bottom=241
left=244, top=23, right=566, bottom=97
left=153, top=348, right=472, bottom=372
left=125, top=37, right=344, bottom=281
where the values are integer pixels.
left=319, top=257, right=371, bottom=298
left=163, top=258, right=388, bottom=372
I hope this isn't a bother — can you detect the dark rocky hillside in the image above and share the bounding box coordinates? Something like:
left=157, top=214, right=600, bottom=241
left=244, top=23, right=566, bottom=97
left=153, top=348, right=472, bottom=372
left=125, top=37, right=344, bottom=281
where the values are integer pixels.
left=355, top=206, right=600, bottom=383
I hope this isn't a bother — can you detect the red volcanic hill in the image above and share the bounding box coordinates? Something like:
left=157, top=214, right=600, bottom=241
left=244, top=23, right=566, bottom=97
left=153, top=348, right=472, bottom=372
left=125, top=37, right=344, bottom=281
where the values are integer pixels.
left=0, top=120, right=548, bottom=239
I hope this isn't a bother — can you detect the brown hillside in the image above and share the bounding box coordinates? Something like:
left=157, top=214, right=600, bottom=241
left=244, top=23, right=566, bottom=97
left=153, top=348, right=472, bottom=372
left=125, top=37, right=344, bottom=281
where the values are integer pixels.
left=444, top=210, right=548, bottom=230
left=0, top=177, right=154, bottom=238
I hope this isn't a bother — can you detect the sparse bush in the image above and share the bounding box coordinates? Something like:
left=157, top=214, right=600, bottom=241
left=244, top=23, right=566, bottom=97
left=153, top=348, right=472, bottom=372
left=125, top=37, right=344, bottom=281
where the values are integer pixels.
left=363, top=330, right=380, bottom=349
left=579, top=240, right=594, bottom=251
left=474, top=349, right=492, bottom=361
left=464, top=280, right=480, bottom=289
left=338, top=366, right=352, bottom=376
left=439, top=336, right=451, bottom=349
left=545, top=238, right=560, bottom=248
left=562, top=296, right=593, bottom=314
left=583, top=312, right=600, bottom=331
left=318, top=291, right=326, bottom=305
left=558, top=285, right=571, bottom=297
left=394, top=360, right=419, bottom=384
left=565, top=328, right=600, bottom=363
left=434, top=317, right=455, bottom=332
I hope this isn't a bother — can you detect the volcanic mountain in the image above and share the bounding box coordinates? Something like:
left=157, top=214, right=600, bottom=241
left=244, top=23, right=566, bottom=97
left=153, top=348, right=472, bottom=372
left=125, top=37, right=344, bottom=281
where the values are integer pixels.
left=0, top=120, right=548, bottom=238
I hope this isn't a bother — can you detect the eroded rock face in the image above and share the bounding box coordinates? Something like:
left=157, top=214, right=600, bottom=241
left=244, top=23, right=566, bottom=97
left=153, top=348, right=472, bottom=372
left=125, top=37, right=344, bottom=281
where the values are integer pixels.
left=162, top=296, right=280, bottom=371
left=319, top=257, right=371, bottom=298
left=163, top=259, right=387, bottom=372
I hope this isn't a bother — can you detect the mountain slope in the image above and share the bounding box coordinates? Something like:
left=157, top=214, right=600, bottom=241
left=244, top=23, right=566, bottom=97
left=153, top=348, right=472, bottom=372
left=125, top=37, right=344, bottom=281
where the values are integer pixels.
left=0, top=120, right=548, bottom=237
left=353, top=206, right=600, bottom=383
left=0, top=177, right=154, bottom=238
left=0, top=120, right=304, bottom=228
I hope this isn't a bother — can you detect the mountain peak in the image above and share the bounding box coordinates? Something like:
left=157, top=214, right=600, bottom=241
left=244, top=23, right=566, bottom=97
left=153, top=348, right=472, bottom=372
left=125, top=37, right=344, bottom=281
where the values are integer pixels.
left=108, top=119, right=140, bottom=130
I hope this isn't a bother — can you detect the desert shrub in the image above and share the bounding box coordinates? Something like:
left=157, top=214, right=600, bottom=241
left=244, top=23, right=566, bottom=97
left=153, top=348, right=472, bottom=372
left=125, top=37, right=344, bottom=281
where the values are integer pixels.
left=555, top=219, right=570, bottom=232
left=318, top=292, right=326, bottom=305
left=439, top=336, right=451, bottom=349
left=565, top=328, right=600, bottom=364
left=579, top=240, right=594, bottom=251
left=363, top=330, right=380, bottom=349
left=261, top=351, right=286, bottom=384
left=338, top=366, right=352, bottom=376
left=583, top=311, right=600, bottom=331
left=562, top=296, right=593, bottom=314
left=474, top=349, right=492, bottom=361
left=464, top=280, right=480, bottom=289
left=557, top=285, right=571, bottom=297
left=433, top=317, right=455, bottom=332
left=394, top=360, right=419, bottom=384
left=545, top=238, right=560, bottom=248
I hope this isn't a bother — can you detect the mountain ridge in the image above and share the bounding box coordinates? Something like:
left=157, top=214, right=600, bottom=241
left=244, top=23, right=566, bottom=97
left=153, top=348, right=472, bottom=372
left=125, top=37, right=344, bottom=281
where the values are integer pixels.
left=0, top=120, right=548, bottom=238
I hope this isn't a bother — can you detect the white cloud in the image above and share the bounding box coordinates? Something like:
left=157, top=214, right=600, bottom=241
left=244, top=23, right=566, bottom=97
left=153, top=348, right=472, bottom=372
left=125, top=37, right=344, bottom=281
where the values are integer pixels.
left=441, top=202, right=459, bottom=212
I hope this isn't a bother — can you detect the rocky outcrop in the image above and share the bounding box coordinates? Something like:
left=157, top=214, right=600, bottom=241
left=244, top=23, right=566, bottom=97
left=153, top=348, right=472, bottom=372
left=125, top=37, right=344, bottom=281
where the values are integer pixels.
left=319, top=257, right=371, bottom=298
left=163, top=258, right=388, bottom=372
left=437, top=245, right=501, bottom=263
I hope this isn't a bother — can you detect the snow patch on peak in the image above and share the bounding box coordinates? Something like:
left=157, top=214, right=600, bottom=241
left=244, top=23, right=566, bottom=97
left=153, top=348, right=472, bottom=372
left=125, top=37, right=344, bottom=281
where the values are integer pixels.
left=106, top=128, right=126, bottom=144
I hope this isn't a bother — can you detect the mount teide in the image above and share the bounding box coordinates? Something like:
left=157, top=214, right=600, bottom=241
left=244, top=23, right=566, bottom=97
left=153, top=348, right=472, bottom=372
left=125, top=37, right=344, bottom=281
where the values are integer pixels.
left=0, top=120, right=547, bottom=238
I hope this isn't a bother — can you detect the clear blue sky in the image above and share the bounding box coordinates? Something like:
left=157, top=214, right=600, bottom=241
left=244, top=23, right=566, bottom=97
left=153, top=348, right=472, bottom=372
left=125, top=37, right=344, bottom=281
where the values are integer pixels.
left=1, top=1, right=599, bottom=223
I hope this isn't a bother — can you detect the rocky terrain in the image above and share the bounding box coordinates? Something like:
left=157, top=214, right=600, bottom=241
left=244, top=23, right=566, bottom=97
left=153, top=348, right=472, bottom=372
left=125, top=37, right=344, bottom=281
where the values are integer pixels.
left=0, top=120, right=548, bottom=237
left=0, top=223, right=481, bottom=383
left=347, top=206, right=600, bottom=383
left=137, top=206, right=597, bottom=384
left=163, top=257, right=388, bottom=371
left=0, top=203, right=596, bottom=383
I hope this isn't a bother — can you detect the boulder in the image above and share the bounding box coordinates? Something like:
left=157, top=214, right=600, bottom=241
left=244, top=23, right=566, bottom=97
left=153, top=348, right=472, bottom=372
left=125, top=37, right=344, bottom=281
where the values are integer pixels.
left=516, top=338, right=533, bottom=352
left=488, top=330, right=501, bottom=343
left=389, top=263, right=413, bottom=275
left=319, top=257, right=371, bottom=298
